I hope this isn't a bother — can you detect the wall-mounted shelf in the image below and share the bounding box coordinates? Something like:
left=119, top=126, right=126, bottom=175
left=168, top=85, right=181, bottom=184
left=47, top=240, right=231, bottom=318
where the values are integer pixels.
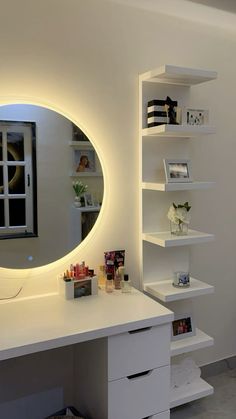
left=141, top=64, right=217, bottom=86
left=142, top=181, right=214, bottom=192
left=69, top=141, right=93, bottom=148
left=142, top=230, right=214, bottom=248
left=171, top=328, right=214, bottom=357
left=70, top=171, right=103, bottom=177
left=144, top=278, right=214, bottom=302
left=170, top=378, right=214, bottom=408
left=142, top=124, right=215, bottom=137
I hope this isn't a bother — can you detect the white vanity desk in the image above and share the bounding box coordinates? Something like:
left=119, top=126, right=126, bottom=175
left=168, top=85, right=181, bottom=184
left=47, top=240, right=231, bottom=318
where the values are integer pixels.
left=0, top=289, right=173, bottom=419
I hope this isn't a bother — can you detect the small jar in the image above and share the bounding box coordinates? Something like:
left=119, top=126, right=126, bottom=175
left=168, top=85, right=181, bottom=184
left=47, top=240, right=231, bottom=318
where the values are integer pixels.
left=106, top=273, right=114, bottom=293
left=121, top=274, right=132, bottom=293
left=173, top=272, right=190, bottom=288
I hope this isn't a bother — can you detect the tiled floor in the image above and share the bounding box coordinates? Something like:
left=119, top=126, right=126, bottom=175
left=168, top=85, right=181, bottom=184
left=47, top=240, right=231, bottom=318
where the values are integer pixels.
left=171, top=367, right=236, bottom=418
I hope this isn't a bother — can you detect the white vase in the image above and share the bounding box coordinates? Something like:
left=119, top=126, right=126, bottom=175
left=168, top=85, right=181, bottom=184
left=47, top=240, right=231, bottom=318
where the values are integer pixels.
left=74, top=196, right=81, bottom=207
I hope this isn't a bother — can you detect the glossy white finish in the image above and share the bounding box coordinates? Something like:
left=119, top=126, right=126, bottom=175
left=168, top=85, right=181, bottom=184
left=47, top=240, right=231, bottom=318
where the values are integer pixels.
left=171, top=328, right=214, bottom=356
left=69, top=140, right=93, bottom=148
left=108, top=323, right=170, bottom=380
left=142, top=124, right=215, bottom=137
left=149, top=413, right=170, bottom=419
left=144, top=278, right=214, bottom=302
left=108, top=366, right=170, bottom=419
left=140, top=64, right=217, bottom=85
left=142, top=181, right=214, bottom=192
left=170, top=378, right=214, bottom=408
left=0, top=289, right=173, bottom=361
left=142, top=230, right=214, bottom=247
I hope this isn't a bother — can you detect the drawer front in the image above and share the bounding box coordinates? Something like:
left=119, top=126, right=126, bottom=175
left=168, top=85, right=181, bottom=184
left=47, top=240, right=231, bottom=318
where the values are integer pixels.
left=108, top=324, right=170, bottom=381
left=108, top=365, right=170, bottom=419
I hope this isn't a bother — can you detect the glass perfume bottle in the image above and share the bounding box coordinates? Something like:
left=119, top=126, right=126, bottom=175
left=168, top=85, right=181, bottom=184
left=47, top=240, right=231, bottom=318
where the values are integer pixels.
left=121, top=274, right=132, bottom=293
left=105, top=273, right=114, bottom=293
left=98, top=265, right=106, bottom=290
left=114, top=268, right=121, bottom=290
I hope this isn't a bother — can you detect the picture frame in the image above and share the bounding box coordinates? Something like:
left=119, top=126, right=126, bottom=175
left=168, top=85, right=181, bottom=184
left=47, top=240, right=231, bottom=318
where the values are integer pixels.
left=74, top=149, right=96, bottom=173
left=83, top=192, right=94, bottom=207
left=163, top=159, right=193, bottom=183
left=171, top=313, right=195, bottom=341
left=181, top=108, right=209, bottom=126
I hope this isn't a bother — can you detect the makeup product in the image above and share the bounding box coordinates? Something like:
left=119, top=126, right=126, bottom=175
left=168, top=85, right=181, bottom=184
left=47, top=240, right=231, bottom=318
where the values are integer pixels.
left=105, top=273, right=114, bottom=293
left=173, top=272, right=190, bottom=288
left=59, top=275, right=98, bottom=300
left=98, top=265, right=106, bottom=290
left=104, top=250, right=125, bottom=279
left=121, top=274, right=132, bottom=293
left=114, top=268, right=121, bottom=290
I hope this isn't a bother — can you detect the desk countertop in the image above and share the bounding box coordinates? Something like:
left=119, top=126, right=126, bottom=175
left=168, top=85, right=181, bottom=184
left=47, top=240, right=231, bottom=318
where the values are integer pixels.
left=0, top=289, right=173, bottom=361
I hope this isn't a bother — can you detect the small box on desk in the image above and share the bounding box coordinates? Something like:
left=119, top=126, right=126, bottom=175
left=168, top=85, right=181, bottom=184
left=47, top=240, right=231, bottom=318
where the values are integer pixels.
left=59, top=276, right=98, bottom=300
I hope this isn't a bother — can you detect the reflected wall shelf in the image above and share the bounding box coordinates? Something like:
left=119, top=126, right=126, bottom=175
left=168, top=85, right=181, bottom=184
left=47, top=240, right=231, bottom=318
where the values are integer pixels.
left=142, top=124, right=215, bottom=137
left=142, top=230, right=214, bottom=248
left=70, top=172, right=103, bottom=177
left=141, top=64, right=217, bottom=85
left=144, top=278, right=214, bottom=302
left=171, top=328, right=214, bottom=357
left=170, top=378, right=214, bottom=408
left=142, top=181, right=214, bottom=192
left=69, top=141, right=93, bottom=148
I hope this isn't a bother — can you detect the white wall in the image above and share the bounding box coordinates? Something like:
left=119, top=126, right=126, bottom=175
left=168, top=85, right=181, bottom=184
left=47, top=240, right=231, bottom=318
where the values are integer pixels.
left=0, top=0, right=236, bottom=365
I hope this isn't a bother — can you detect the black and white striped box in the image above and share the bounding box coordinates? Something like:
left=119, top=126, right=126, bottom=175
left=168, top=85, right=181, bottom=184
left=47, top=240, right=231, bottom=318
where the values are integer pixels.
left=147, top=99, right=178, bottom=127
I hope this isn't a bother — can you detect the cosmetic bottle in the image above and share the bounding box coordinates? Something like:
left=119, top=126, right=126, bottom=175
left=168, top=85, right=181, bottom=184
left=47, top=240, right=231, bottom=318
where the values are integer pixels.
left=98, top=265, right=106, bottom=290
left=105, top=273, right=114, bottom=293
left=114, top=268, right=121, bottom=290
left=121, top=274, right=132, bottom=293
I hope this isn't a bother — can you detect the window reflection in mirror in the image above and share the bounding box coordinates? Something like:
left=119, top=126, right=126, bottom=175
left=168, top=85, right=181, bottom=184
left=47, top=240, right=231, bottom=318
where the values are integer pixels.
left=0, top=104, right=104, bottom=269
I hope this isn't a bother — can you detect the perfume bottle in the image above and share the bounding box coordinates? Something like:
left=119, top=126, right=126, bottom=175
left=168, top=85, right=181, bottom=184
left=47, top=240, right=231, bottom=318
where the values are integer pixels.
left=105, top=273, right=114, bottom=293
left=114, top=268, right=121, bottom=290
left=121, top=274, right=132, bottom=293
left=98, top=265, right=106, bottom=290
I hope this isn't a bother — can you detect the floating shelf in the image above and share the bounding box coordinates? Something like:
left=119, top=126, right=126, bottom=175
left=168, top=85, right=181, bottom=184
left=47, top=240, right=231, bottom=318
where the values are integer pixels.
left=142, top=230, right=214, bottom=248
left=69, top=141, right=93, bottom=148
left=171, top=328, right=214, bottom=357
left=140, top=64, right=217, bottom=86
left=142, top=124, right=215, bottom=137
left=144, top=278, right=214, bottom=302
left=142, top=181, right=214, bottom=192
left=70, top=171, right=103, bottom=177
left=170, top=378, right=214, bottom=408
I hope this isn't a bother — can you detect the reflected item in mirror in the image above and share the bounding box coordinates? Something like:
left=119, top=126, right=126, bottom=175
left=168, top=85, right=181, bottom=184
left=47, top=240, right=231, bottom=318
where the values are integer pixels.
left=0, top=104, right=104, bottom=269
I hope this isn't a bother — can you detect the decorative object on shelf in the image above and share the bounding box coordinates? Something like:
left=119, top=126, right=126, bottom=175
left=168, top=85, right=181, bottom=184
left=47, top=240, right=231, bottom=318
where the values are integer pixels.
left=167, top=201, right=191, bottom=235
left=171, top=313, right=195, bottom=341
left=147, top=98, right=178, bottom=127
left=74, top=149, right=96, bottom=172
left=165, top=96, right=179, bottom=125
left=171, top=358, right=201, bottom=389
left=72, top=122, right=90, bottom=142
left=163, top=159, right=193, bottom=183
left=182, top=108, right=209, bottom=126
left=104, top=250, right=125, bottom=279
left=83, top=192, right=94, bottom=207
left=173, top=271, right=190, bottom=288
left=72, top=180, right=88, bottom=207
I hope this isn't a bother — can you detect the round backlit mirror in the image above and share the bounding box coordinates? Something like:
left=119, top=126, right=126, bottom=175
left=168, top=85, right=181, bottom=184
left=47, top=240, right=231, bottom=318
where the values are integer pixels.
left=0, top=104, right=104, bottom=268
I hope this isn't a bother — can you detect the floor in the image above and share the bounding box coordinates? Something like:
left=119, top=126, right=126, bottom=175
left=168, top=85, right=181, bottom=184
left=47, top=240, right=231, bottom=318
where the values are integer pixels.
left=170, top=367, right=236, bottom=418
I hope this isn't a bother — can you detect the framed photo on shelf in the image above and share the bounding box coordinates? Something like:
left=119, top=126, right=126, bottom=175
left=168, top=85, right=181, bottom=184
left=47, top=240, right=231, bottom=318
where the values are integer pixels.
left=74, top=149, right=96, bottom=173
left=83, top=192, right=94, bottom=207
left=163, top=159, right=193, bottom=183
left=182, top=108, right=209, bottom=126
left=171, top=314, right=195, bottom=341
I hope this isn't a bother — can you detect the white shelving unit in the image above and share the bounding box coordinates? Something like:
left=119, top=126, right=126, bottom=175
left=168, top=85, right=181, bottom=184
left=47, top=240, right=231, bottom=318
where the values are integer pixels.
left=139, top=64, right=217, bottom=409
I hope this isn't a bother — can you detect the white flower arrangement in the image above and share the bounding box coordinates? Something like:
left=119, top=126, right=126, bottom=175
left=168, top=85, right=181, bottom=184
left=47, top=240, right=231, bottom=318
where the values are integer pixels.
left=167, top=202, right=191, bottom=226
left=72, top=180, right=88, bottom=197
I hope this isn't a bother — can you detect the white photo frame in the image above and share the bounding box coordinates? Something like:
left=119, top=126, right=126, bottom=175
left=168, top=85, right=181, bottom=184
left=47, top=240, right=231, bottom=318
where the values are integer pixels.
left=163, top=159, right=193, bottom=183
left=83, top=192, right=94, bottom=207
left=171, top=313, right=195, bottom=341
left=182, top=108, right=209, bottom=126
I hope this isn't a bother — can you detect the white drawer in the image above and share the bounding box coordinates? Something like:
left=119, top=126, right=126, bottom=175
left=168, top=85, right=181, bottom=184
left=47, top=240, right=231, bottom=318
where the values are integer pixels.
left=108, top=324, right=170, bottom=380
left=108, top=365, right=170, bottom=419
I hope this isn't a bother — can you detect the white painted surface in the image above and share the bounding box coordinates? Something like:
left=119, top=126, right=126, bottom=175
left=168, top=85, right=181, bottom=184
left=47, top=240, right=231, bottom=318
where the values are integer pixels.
left=0, top=288, right=173, bottom=360
left=142, top=124, right=215, bottom=137
left=142, top=181, right=214, bottom=191
left=170, top=378, right=214, bottom=408
left=140, top=64, right=217, bottom=85
left=143, top=230, right=214, bottom=247
left=0, top=0, right=235, bottom=367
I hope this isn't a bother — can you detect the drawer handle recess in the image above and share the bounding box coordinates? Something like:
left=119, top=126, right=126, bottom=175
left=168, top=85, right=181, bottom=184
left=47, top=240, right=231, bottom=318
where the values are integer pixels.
left=128, top=326, right=152, bottom=334
left=127, top=369, right=152, bottom=380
